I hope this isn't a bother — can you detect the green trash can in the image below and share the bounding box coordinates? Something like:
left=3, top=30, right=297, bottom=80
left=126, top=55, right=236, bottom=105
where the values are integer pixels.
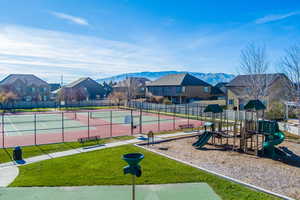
left=13, top=146, right=23, bottom=161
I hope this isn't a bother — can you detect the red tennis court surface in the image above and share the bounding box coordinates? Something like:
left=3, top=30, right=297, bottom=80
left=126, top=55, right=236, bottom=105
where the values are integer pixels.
left=0, top=109, right=203, bottom=148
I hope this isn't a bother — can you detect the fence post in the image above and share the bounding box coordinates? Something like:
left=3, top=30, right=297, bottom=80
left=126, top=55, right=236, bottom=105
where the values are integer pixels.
left=187, top=104, right=190, bottom=126
left=2, top=113, right=4, bottom=148
left=110, top=110, right=113, bottom=137
left=62, top=112, right=64, bottom=142
left=34, top=113, right=37, bottom=145
left=131, top=109, right=133, bottom=136
left=139, top=108, right=142, bottom=134
left=157, top=109, right=160, bottom=132
left=196, top=104, right=199, bottom=120
left=88, top=112, right=90, bottom=138
left=173, top=105, right=176, bottom=130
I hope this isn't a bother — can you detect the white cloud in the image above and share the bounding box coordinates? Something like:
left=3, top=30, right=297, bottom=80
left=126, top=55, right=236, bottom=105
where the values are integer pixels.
left=0, top=25, right=180, bottom=82
left=50, top=11, right=89, bottom=26
left=255, top=11, right=300, bottom=24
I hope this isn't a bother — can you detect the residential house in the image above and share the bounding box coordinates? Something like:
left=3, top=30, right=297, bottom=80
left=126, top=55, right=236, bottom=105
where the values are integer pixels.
left=113, top=77, right=150, bottom=99
left=146, top=73, right=212, bottom=103
left=226, top=73, right=291, bottom=110
left=0, top=74, right=50, bottom=101
left=54, top=77, right=104, bottom=102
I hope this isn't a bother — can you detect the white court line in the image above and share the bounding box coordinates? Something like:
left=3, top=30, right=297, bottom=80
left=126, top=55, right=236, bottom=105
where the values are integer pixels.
left=6, top=117, right=23, bottom=136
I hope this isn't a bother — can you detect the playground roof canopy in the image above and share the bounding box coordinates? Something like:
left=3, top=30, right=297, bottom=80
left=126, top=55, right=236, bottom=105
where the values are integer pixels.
left=204, top=104, right=223, bottom=113
left=244, top=100, right=266, bottom=111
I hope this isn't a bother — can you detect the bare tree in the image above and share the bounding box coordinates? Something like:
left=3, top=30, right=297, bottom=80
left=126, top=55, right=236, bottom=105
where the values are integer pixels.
left=239, top=43, right=270, bottom=100
left=280, top=45, right=300, bottom=101
left=109, top=92, right=127, bottom=106
left=57, top=87, right=88, bottom=103
left=0, top=91, right=18, bottom=111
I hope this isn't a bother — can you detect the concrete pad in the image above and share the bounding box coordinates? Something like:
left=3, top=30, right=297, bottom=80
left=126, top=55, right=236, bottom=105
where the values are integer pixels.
left=0, top=183, right=221, bottom=200
left=0, top=166, right=19, bottom=186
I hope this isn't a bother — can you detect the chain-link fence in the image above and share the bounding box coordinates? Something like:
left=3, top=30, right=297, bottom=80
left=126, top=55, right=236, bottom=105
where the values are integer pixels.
left=0, top=106, right=203, bottom=148
left=128, top=101, right=256, bottom=121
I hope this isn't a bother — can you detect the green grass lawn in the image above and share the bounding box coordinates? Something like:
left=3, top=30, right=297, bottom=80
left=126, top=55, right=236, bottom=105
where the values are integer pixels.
left=11, top=145, right=279, bottom=200
left=0, top=136, right=134, bottom=164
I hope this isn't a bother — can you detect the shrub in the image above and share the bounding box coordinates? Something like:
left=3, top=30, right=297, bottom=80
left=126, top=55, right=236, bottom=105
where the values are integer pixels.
left=265, top=101, right=284, bottom=120
left=162, top=98, right=172, bottom=105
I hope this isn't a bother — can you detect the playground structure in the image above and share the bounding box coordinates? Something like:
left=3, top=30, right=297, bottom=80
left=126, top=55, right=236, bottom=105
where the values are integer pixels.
left=193, top=100, right=286, bottom=158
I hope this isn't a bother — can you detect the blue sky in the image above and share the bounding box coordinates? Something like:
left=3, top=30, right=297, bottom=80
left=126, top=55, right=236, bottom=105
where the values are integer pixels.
left=0, top=0, right=300, bottom=82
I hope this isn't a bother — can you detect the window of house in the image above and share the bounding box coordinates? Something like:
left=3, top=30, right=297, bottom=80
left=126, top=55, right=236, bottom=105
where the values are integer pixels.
left=228, top=99, right=234, bottom=105
left=32, top=87, right=35, bottom=92
left=203, top=87, right=209, bottom=93
left=175, top=86, right=182, bottom=94
left=182, top=86, right=186, bottom=92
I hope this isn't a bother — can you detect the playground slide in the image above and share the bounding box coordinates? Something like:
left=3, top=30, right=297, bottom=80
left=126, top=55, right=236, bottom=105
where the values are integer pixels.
left=263, top=131, right=285, bottom=157
left=193, top=132, right=213, bottom=149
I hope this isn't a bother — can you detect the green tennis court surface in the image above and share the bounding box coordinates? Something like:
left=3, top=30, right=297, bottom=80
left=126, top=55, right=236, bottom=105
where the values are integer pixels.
left=90, top=111, right=174, bottom=125
left=0, top=183, right=221, bottom=200
left=3, top=114, right=90, bottom=136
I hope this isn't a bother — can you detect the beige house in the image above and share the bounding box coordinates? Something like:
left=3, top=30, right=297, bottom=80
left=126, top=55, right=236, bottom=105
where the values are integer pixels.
left=0, top=74, right=50, bottom=101
left=226, top=73, right=292, bottom=110
left=113, top=77, right=150, bottom=99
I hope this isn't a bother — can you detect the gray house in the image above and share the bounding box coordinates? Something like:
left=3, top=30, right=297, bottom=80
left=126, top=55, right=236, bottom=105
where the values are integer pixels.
left=146, top=73, right=212, bottom=103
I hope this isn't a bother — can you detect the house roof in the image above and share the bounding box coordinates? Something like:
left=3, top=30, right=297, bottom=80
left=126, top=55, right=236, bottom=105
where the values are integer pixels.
left=113, top=77, right=150, bottom=88
left=146, top=73, right=210, bottom=87
left=52, top=77, right=98, bottom=94
left=214, top=82, right=228, bottom=88
left=226, top=73, right=286, bottom=87
left=64, top=77, right=91, bottom=88
left=0, top=74, right=49, bottom=86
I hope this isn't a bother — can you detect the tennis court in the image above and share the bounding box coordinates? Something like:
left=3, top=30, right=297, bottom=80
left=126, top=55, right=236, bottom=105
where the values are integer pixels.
left=3, top=113, right=90, bottom=136
left=0, top=183, right=220, bottom=200
left=0, top=108, right=203, bottom=148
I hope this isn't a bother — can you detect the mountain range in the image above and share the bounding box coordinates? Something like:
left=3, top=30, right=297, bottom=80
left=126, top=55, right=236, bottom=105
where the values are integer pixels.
left=97, top=71, right=235, bottom=86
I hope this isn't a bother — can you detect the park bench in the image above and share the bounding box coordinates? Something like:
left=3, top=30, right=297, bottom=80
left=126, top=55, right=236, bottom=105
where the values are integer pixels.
left=178, top=124, right=194, bottom=129
left=78, top=135, right=101, bottom=144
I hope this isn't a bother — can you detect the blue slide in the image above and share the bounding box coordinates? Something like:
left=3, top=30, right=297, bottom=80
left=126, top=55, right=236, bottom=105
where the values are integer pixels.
left=193, top=132, right=213, bottom=148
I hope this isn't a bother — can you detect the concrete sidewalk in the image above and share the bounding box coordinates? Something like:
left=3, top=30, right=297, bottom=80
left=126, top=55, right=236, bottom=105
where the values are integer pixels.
left=0, top=131, right=198, bottom=187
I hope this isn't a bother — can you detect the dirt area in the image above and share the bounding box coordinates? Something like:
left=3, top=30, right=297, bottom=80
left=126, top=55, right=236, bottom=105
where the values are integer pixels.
left=147, top=137, right=300, bottom=199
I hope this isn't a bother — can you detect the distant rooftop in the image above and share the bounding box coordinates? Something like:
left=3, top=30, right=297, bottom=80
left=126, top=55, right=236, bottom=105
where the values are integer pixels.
left=0, top=74, right=49, bottom=86
left=227, top=73, right=286, bottom=87
left=147, top=73, right=210, bottom=87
